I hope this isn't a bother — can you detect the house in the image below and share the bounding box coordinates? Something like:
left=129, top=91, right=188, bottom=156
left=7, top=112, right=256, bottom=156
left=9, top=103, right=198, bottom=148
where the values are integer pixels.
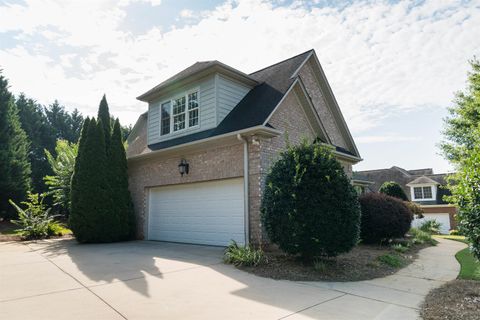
left=126, top=49, right=361, bottom=246
left=355, top=166, right=457, bottom=234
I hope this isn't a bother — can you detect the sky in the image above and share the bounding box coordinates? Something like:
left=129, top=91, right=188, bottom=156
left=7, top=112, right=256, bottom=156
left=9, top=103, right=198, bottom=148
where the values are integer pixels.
left=1, top=0, right=479, bottom=173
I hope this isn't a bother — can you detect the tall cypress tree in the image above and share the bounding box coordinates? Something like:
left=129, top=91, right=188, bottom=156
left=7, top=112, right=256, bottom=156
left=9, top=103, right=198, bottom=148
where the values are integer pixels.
left=108, top=119, right=135, bottom=238
left=70, top=119, right=113, bottom=242
left=97, top=95, right=110, bottom=148
left=0, top=73, right=31, bottom=219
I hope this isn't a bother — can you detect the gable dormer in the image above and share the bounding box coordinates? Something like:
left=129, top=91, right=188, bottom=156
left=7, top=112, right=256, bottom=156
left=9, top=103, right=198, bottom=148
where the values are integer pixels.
left=406, top=176, right=440, bottom=202
left=137, top=61, right=257, bottom=146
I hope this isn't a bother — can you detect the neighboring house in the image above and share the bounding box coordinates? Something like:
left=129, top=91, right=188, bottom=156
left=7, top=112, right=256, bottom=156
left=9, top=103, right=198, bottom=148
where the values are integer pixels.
left=356, top=166, right=457, bottom=234
left=127, top=49, right=361, bottom=246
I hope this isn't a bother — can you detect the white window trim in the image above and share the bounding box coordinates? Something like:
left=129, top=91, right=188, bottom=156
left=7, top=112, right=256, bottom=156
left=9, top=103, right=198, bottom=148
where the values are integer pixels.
left=410, top=183, right=436, bottom=201
left=158, top=88, right=200, bottom=137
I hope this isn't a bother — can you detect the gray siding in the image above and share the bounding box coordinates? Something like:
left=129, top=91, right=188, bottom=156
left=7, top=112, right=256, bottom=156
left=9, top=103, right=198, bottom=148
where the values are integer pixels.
left=216, top=74, right=251, bottom=125
left=147, top=75, right=216, bottom=145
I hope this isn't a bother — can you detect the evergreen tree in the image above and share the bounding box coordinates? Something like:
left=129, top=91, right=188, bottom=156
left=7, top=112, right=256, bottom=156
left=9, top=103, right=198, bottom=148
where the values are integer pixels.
left=97, top=95, right=111, bottom=148
left=379, top=181, right=408, bottom=201
left=108, top=119, right=135, bottom=238
left=70, top=119, right=115, bottom=242
left=16, top=94, right=56, bottom=193
left=0, top=73, right=31, bottom=219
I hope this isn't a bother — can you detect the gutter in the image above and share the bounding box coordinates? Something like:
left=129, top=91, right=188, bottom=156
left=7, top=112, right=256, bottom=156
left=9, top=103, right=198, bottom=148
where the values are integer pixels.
left=237, top=134, right=250, bottom=246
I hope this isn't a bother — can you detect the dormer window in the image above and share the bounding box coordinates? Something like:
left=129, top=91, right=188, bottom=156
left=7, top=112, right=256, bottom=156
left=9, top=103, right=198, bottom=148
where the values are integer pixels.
left=160, top=89, right=199, bottom=136
left=413, top=186, right=433, bottom=200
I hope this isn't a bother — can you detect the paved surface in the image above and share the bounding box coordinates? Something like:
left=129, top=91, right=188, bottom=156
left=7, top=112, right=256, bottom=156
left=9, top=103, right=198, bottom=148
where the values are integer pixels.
left=0, top=238, right=465, bottom=320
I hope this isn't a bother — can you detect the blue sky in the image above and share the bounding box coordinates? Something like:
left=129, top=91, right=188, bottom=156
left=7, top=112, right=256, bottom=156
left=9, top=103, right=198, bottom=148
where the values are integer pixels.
left=1, top=0, right=479, bottom=173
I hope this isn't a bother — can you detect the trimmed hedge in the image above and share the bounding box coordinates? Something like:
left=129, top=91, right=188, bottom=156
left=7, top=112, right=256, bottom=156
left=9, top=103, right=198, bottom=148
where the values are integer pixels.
left=359, top=193, right=413, bottom=243
left=261, top=142, right=361, bottom=259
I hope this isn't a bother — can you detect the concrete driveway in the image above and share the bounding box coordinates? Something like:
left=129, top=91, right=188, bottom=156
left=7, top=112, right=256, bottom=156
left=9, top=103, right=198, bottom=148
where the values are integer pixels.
left=0, top=238, right=464, bottom=320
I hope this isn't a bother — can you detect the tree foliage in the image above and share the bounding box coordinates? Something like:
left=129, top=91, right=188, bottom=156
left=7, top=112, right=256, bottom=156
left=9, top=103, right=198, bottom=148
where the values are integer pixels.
left=261, top=141, right=361, bottom=259
left=0, top=73, right=31, bottom=219
left=70, top=97, right=134, bottom=243
left=44, top=140, right=78, bottom=216
left=359, top=193, right=413, bottom=244
left=379, top=181, right=408, bottom=201
left=441, top=58, right=480, bottom=259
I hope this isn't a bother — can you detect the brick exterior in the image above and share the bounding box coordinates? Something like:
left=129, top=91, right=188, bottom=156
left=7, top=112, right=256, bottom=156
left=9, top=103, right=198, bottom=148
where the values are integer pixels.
left=128, top=142, right=244, bottom=239
left=421, top=206, right=458, bottom=230
left=127, top=57, right=357, bottom=244
left=298, top=59, right=348, bottom=149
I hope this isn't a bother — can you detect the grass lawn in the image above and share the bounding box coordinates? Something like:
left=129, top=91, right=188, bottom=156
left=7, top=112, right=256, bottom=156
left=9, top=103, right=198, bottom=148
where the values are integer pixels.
left=434, top=235, right=480, bottom=281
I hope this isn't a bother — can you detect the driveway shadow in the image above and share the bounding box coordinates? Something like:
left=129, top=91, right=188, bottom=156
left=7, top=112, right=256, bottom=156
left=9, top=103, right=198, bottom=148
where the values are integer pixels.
left=27, top=239, right=222, bottom=297
left=26, top=239, right=342, bottom=319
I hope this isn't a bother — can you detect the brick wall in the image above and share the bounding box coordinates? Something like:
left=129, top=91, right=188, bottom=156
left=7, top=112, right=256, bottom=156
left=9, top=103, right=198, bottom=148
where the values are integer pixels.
left=128, top=142, right=244, bottom=239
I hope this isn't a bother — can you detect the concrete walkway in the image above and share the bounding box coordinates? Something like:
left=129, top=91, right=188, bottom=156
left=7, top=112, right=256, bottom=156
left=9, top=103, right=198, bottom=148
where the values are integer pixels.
left=0, top=238, right=465, bottom=320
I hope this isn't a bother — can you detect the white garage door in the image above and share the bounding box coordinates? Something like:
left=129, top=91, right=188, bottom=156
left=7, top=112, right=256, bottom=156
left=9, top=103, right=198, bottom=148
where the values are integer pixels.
left=148, top=178, right=245, bottom=246
left=412, top=213, right=451, bottom=234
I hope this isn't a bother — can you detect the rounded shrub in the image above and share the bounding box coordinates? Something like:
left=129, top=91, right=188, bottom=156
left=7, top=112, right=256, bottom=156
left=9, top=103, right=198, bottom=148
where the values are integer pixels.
left=261, top=142, right=361, bottom=259
left=379, top=181, right=408, bottom=201
left=359, top=193, right=413, bottom=244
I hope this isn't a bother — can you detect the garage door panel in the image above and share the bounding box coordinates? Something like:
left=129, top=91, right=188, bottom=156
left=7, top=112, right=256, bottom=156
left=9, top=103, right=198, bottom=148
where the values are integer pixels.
left=148, top=178, right=245, bottom=246
left=412, top=213, right=451, bottom=234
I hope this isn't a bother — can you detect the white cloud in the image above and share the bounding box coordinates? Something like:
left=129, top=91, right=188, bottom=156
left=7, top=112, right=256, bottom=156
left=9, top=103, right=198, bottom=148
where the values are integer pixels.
left=356, top=135, right=420, bottom=144
left=0, top=0, right=479, bottom=131
left=180, top=9, right=194, bottom=18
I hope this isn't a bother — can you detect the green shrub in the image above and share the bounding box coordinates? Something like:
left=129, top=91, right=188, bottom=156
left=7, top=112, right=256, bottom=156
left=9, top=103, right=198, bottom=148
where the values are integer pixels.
left=409, top=228, right=438, bottom=246
left=377, top=253, right=404, bottom=268
left=392, top=244, right=409, bottom=253
left=313, top=259, right=328, bottom=273
left=47, top=222, right=71, bottom=236
left=419, top=220, right=442, bottom=234
left=404, top=201, right=424, bottom=219
left=449, top=229, right=462, bottom=236
left=224, top=241, right=266, bottom=267
left=359, top=193, right=413, bottom=244
left=261, top=141, right=361, bottom=259
left=379, top=181, right=409, bottom=201
left=9, top=193, right=57, bottom=239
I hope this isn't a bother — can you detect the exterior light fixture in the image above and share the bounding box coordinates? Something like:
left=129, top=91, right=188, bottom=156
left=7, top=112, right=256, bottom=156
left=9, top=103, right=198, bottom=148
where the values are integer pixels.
left=178, top=158, right=189, bottom=176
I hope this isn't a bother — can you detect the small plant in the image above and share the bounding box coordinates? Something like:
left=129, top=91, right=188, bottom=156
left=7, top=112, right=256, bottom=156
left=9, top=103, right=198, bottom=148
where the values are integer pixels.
left=224, top=241, right=266, bottom=267
left=419, top=220, right=442, bottom=234
left=9, top=193, right=58, bottom=239
left=313, top=259, right=329, bottom=273
left=47, top=222, right=71, bottom=236
left=391, top=244, right=409, bottom=253
left=409, top=228, right=438, bottom=246
left=377, top=253, right=404, bottom=268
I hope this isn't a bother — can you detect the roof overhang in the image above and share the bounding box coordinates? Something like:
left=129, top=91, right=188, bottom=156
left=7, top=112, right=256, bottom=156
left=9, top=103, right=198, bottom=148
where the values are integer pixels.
left=127, top=125, right=281, bottom=162
left=137, top=62, right=258, bottom=102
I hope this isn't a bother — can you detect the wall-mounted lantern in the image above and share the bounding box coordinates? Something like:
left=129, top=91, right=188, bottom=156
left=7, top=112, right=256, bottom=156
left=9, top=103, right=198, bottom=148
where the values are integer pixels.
left=178, top=158, right=189, bottom=176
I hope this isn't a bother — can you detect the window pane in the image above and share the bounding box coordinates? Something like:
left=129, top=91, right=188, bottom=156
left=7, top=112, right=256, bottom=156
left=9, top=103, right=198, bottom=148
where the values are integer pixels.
left=188, top=92, right=198, bottom=110
left=189, top=109, right=198, bottom=127
left=173, top=97, right=185, bottom=115
left=413, top=187, right=423, bottom=199
left=161, top=102, right=171, bottom=135
left=423, top=186, right=432, bottom=198
left=174, top=114, right=185, bottom=131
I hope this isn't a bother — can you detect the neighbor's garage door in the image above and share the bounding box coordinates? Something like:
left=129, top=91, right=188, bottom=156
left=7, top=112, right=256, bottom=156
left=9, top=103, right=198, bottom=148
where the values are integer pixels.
left=148, top=178, right=245, bottom=246
left=412, top=213, right=451, bottom=234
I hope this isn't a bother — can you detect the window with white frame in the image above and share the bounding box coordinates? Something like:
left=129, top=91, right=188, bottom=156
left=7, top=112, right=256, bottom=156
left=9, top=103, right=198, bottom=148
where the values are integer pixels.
left=160, top=101, right=171, bottom=136
left=412, top=186, right=434, bottom=200
left=159, top=90, right=199, bottom=136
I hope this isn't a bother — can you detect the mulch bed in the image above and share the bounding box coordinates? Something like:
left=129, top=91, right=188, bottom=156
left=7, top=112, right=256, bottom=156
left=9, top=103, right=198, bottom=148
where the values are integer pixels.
left=238, top=243, right=430, bottom=282
left=421, top=280, right=480, bottom=320
left=0, top=220, right=73, bottom=242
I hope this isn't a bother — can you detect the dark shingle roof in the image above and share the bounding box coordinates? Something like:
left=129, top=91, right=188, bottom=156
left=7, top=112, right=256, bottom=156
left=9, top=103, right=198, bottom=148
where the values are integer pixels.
left=149, top=50, right=314, bottom=150
left=214, top=50, right=313, bottom=134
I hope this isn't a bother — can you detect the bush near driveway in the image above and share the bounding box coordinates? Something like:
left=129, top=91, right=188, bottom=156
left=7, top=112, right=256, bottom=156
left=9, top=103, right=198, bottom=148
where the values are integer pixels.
left=261, top=141, right=361, bottom=259
left=359, top=193, right=413, bottom=244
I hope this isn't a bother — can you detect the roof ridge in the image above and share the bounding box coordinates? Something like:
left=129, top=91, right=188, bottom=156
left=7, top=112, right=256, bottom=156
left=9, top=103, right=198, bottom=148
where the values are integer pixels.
left=249, top=49, right=314, bottom=76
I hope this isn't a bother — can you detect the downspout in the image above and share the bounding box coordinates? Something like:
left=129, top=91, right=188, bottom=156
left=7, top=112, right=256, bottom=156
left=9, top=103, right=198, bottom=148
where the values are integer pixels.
left=237, top=134, right=250, bottom=246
